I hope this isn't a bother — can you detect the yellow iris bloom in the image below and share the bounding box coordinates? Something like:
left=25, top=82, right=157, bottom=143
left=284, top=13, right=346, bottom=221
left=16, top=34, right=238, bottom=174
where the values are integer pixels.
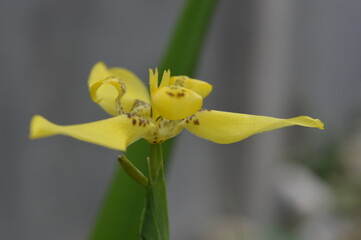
left=30, top=62, right=324, bottom=151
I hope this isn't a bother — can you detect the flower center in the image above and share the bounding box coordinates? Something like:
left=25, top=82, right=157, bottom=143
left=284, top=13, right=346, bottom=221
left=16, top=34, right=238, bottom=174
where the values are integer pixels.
left=90, top=69, right=212, bottom=144
left=129, top=100, right=184, bottom=143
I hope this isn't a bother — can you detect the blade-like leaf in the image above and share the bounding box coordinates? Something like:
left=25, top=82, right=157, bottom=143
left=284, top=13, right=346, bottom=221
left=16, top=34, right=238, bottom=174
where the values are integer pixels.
left=160, top=0, right=218, bottom=76
left=90, top=140, right=149, bottom=240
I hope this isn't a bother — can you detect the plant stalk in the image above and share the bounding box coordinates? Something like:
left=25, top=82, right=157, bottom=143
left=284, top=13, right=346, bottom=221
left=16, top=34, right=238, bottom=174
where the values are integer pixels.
left=140, top=144, right=169, bottom=240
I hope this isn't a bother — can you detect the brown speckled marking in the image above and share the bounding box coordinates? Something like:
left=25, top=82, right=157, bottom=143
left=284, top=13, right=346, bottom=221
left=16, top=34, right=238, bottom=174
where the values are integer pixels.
left=166, top=92, right=175, bottom=97
left=132, top=119, right=137, bottom=125
left=126, top=113, right=131, bottom=118
left=176, top=92, right=185, bottom=97
left=193, top=119, right=200, bottom=125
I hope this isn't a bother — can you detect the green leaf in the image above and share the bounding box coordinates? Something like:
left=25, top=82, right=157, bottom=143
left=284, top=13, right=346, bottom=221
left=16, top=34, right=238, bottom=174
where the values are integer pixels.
left=90, top=140, right=149, bottom=240
left=160, top=0, right=218, bottom=76
left=89, top=0, right=218, bottom=239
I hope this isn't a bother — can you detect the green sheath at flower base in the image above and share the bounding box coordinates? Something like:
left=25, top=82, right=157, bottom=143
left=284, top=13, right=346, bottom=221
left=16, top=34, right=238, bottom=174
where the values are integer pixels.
left=30, top=62, right=324, bottom=151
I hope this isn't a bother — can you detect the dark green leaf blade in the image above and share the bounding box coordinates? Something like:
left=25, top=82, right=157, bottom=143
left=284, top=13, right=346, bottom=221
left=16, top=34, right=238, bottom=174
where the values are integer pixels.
left=160, top=0, right=219, bottom=76
left=90, top=140, right=149, bottom=240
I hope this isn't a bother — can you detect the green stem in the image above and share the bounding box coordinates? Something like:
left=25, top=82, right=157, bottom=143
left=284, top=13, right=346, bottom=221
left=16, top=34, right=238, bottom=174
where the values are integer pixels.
left=149, top=143, right=163, bottom=178
left=140, top=144, right=169, bottom=240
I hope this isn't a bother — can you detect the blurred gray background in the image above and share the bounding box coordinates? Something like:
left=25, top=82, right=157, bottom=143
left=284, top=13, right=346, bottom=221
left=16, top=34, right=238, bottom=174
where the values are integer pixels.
left=2, top=0, right=361, bottom=239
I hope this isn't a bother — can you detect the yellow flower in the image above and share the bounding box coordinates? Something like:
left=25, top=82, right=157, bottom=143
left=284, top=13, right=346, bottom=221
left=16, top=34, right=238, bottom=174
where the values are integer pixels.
left=30, top=62, right=324, bottom=151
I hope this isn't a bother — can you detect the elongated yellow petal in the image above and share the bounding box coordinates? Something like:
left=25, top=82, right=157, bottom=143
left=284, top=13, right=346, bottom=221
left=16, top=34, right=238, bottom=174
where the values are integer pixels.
left=152, top=86, right=203, bottom=120
left=185, top=110, right=324, bottom=144
left=88, top=62, right=150, bottom=115
left=30, top=114, right=155, bottom=151
left=170, top=76, right=213, bottom=98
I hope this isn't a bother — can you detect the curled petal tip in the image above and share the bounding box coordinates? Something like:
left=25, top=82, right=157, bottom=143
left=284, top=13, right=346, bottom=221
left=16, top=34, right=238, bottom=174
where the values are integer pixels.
left=90, top=91, right=101, bottom=103
left=91, top=95, right=103, bottom=103
left=296, top=116, right=325, bottom=130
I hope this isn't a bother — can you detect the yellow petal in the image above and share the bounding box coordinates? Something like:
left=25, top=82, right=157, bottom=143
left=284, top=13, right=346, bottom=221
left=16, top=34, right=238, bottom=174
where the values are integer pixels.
left=159, top=70, right=171, bottom=88
left=88, top=62, right=121, bottom=115
left=109, top=67, right=150, bottom=112
left=88, top=62, right=150, bottom=115
left=30, top=114, right=155, bottom=151
left=88, top=62, right=111, bottom=87
left=90, top=76, right=126, bottom=103
left=152, top=86, right=203, bottom=120
left=170, top=76, right=213, bottom=98
left=184, top=110, right=324, bottom=144
left=149, top=68, right=159, bottom=96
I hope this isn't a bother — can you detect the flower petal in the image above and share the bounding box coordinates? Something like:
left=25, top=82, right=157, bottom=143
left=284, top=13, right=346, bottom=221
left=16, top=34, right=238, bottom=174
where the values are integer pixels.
left=184, top=110, right=324, bottom=144
left=152, top=86, right=203, bottom=120
left=109, top=67, right=150, bottom=111
left=88, top=62, right=150, bottom=115
left=88, top=62, right=111, bottom=87
left=88, top=62, right=122, bottom=115
left=90, top=76, right=126, bottom=104
left=159, top=70, right=171, bottom=88
left=149, top=69, right=159, bottom=96
left=170, top=76, right=213, bottom=98
left=30, top=114, right=155, bottom=151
